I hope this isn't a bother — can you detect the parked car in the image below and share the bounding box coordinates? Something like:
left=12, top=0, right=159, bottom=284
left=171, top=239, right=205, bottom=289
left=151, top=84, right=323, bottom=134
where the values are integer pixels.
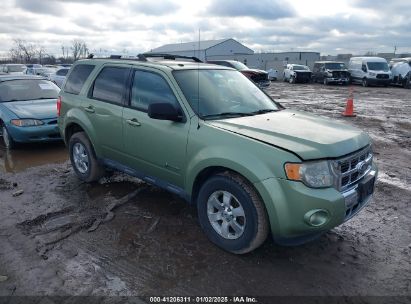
left=0, top=75, right=61, bottom=149
left=207, top=60, right=270, bottom=87
left=58, top=54, right=377, bottom=254
left=283, top=64, right=312, bottom=83
left=25, top=64, right=42, bottom=69
left=390, top=58, right=411, bottom=88
left=348, top=57, right=392, bottom=87
left=267, top=68, right=278, bottom=81
left=26, top=66, right=46, bottom=75
left=312, top=61, right=350, bottom=85
left=49, top=68, right=70, bottom=88
left=1, top=64, right=27, bottom=75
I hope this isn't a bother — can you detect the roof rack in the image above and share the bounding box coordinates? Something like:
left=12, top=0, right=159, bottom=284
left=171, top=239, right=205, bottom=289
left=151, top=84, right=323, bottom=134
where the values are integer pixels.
left=137, top=53, right=202, bottom=63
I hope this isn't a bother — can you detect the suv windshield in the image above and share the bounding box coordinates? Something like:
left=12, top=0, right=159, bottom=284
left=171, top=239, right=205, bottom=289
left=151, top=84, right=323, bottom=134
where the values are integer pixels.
left=367, top=62, right=389, bottom=71
left=173, top=69, right=279, bottom=119
left=229, top=61, right=249, bottom=71
left=293, top=65, right=309, bottom=70
left=324, top=62, right=346, bottom=70
left=0, top=79, right=59, bottom=102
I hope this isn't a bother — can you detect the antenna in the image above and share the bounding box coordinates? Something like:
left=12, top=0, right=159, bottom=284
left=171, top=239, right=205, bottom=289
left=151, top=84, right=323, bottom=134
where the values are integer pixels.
left=197, top=29, right=201, bottom=130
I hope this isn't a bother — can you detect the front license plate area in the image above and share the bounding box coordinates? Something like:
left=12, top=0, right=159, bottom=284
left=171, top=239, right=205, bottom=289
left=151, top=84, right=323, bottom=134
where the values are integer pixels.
left=358, top=175, right=376, bottom=203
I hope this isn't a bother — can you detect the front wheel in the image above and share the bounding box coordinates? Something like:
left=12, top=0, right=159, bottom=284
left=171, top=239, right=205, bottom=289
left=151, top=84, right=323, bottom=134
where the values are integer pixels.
left=362, top=78, right=368, bottom=87
left=289, top=76, right=295, bottom=84
left=69, top=132, right=105, bottom=182
left=197, top=172, right=269, bottom=254
left=403, top=77, right=410, bottom=89
left=323, top=78, right=328, bottom=85
left=2, top=125, right=16, bottom=149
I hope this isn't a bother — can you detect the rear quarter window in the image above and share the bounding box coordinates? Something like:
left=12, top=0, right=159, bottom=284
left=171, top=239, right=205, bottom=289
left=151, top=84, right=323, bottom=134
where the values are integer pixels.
left=64, top=64, right=95, bottom=95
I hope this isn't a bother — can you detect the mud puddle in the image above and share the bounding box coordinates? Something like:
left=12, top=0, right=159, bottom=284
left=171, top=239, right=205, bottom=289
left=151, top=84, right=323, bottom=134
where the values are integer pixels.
left=0, top=141, right=67, bottom=173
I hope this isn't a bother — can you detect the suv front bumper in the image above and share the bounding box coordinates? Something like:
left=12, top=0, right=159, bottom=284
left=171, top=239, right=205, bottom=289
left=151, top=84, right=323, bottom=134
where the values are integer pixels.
left=254, top=163, right=378, bottom=245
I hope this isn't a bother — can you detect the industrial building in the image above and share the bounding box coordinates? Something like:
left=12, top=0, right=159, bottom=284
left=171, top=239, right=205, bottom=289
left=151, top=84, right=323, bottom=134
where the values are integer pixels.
left=149, top=38, right=320, bottom=76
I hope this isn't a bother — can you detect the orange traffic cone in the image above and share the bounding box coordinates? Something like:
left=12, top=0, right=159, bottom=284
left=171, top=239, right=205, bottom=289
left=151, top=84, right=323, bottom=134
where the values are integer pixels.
left=342, top=87, right=356, bottom=117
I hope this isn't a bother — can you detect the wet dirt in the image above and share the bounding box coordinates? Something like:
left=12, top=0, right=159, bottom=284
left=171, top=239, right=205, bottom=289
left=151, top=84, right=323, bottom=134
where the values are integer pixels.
left=0, top=83, right=410, bottom=300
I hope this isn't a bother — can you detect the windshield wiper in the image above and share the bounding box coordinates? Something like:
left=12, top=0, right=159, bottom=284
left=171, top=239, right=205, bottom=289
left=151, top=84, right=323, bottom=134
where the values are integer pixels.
left=249, top=109, right=278, bottom=115
left=202, top=112, right=254, bottom=119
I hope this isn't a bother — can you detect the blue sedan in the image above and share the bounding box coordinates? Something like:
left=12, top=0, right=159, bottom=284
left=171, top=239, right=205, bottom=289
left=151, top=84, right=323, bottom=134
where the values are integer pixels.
left=0, top=75, right=62, bottom=149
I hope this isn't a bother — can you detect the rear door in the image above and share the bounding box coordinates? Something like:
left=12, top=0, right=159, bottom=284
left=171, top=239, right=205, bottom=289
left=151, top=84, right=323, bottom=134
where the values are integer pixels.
left=122, top=68, right=190, bottom=188
left=84, top=65, right=131, bottom=160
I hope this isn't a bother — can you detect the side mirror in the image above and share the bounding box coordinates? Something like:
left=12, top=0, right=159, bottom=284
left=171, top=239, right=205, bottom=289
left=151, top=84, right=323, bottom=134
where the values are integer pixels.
left=148, top=103, right=182, bottom=122
left=362, top=66, right=367, bottom=72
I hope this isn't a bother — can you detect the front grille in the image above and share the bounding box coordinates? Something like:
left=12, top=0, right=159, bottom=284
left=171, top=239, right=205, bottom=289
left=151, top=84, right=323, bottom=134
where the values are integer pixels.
left=332, top=145, right=373, bottom=191
left=251, top=73, right=269, bottom=82
left=295, top=72, right=312, bottom=81
left=332, top=71, right=348, bottom=78
left=376, top=74, right=389, bottom=79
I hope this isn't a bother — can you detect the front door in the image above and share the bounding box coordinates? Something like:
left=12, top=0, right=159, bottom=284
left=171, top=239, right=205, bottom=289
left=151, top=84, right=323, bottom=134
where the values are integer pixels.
left=122, top=69, right=190, bottom=188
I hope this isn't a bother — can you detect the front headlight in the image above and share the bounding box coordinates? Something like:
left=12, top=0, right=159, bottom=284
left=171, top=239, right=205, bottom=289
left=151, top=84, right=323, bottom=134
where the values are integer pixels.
left=284, top=161, right=333, bottom=188
left=369, top=72, right=376, bottom=76
left=11, top=119, right=44, bottom=127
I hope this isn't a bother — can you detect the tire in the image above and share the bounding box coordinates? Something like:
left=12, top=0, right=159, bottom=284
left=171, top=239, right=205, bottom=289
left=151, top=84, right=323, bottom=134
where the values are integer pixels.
left=362, top=78, right=368, bottom=87
left=323, top=78, right=328, bottom=85
left=283, top=74, right=287, bottom=82
left=69, top=132, right=105, bottom=182
left=197, top=172, right=269, bottom=254
left=289, top=76, right=295, bottom=84
left=2, top=125, right=16, bottom=149
left=403, top=77, right=410, bottom=89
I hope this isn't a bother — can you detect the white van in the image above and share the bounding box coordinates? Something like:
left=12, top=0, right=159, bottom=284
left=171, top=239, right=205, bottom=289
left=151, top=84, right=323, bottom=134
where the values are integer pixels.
left=348, top=57, right=392, bottom=87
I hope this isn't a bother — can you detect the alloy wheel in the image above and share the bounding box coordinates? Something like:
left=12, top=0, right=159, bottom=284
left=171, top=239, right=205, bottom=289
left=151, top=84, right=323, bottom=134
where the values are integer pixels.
left=206, top=190, right=246, bottom=240
left=72, top=142, right=89, bottom=174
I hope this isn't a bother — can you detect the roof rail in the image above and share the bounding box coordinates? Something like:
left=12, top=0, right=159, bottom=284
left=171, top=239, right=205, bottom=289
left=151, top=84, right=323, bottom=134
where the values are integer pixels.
left=137, top=53, right=202, bottom=63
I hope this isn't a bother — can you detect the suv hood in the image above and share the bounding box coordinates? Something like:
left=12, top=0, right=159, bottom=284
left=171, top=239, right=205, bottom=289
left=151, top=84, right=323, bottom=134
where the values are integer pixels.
left=3, top=99, right=58, bottom=119
left=246, top=68, right=267, bottom=74
left=326, top=69, right=348, bottom=72
left=207, top=109, right=370, bottom=160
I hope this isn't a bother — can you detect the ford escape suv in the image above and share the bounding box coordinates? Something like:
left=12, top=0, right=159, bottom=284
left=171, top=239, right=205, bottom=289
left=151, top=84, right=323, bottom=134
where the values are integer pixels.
left=58, top=54, right=378, bottom=254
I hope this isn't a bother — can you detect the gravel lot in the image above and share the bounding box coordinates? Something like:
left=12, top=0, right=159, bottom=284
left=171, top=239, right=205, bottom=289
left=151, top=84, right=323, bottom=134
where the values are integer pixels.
left=0, top=82, right=410, bottom=303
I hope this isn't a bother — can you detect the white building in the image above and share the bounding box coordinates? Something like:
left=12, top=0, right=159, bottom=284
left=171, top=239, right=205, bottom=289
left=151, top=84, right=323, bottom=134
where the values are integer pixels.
left=149, top=38, right=320, bottom=76
left=149, top=38, right=254, bottom=62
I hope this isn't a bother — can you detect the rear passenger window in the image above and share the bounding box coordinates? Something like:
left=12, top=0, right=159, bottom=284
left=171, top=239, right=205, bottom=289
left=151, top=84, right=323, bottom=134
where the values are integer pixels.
left=64, top=64, right=94, bottom=95
left=130, top=70, right=178, bottom=111
left=92, top=67, right=129, bottom=105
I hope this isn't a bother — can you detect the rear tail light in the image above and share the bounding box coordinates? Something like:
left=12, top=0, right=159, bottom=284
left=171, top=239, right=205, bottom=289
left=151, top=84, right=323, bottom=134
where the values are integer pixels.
left=57, top=96, right=62, bottom=116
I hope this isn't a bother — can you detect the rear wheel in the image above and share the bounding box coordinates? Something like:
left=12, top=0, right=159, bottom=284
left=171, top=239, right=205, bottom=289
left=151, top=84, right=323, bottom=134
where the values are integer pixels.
left=2, top=125, right=16, bottom=149
left=69, top=132, right=105, bottom=182
left=197, top=172, right=269, bottom=254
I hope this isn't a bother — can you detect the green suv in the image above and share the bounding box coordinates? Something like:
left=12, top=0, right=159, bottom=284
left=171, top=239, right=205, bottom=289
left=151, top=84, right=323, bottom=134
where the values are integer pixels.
left=58, top=54, right=378, bottom=254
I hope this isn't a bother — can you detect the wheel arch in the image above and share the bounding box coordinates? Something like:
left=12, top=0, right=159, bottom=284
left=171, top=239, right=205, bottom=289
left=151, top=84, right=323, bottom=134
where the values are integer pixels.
left=64, top=119, right=102, bottom=158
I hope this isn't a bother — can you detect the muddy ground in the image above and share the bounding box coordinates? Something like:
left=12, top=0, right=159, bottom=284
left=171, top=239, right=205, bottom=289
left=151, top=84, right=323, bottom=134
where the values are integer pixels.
left=0, top=82, right=410, bottom=302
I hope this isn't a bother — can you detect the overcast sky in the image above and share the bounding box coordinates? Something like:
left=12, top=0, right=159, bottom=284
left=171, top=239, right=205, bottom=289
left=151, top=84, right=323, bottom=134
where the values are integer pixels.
left=1, top=0, right=410, bottom=58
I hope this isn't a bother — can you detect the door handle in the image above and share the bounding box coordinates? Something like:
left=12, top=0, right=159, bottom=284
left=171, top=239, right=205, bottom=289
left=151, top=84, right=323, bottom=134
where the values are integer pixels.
left=84, top=105, right=95, bottom=113
left=126, top=118, right=141, bottom=126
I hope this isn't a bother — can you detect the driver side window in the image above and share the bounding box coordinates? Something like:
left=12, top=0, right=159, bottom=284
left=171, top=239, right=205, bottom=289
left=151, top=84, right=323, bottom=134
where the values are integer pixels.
left=131, top=70, right=178, bottom=112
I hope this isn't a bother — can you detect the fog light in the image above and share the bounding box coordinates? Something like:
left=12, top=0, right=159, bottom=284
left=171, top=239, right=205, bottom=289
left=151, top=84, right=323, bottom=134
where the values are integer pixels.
left=304, top=209, right=329, bottom=227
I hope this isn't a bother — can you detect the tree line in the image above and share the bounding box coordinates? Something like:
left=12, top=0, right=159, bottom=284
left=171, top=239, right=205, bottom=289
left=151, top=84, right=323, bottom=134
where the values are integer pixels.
left=5, top=39, right=89, bottom=64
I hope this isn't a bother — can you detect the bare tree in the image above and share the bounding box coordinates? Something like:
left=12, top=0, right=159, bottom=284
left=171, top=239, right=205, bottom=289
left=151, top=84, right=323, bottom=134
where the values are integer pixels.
left=71, top=39, right=88, bottom=61
left=9, top=39, right=36, bottom=63
left=37, top=46, right=46, bottom=64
